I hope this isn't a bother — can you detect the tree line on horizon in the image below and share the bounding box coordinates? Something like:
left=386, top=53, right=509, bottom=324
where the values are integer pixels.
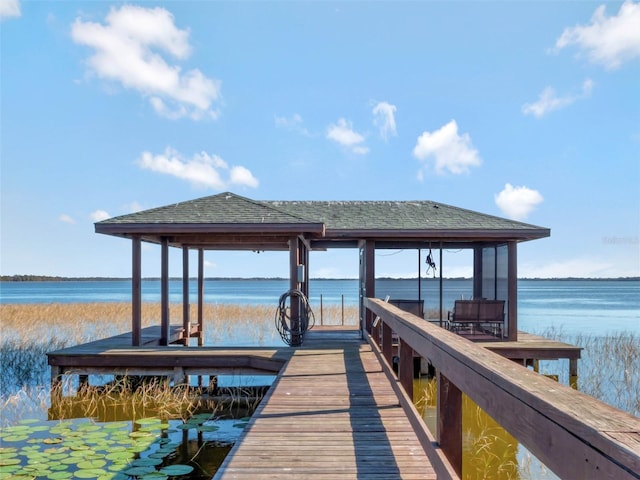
left=1, top=274, right=638, bottom=282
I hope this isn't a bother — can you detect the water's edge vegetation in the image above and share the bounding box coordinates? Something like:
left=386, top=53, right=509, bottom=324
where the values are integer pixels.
left=0, top=302, right=637, bottom=480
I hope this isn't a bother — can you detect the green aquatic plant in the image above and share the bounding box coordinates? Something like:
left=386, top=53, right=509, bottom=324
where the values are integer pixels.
left=0, top=413, right=244, bottom=479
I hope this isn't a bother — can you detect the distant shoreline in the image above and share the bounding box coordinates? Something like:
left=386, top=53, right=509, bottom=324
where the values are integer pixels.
left=1, top=275, right=638, bottom=282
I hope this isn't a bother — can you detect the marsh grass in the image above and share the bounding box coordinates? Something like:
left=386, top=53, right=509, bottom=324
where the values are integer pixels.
left=413, top=329, right=639, bottom=479
left=0, top=302, right=357, bottom=423
left=48, top=376, right=226, bottom=423
left=536, top=327, right=639, bottom=415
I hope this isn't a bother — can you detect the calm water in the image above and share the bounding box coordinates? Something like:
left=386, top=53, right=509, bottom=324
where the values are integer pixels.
left=1, top=278, right=638, bottom=335
left=0, top=278, right=637, bottom=480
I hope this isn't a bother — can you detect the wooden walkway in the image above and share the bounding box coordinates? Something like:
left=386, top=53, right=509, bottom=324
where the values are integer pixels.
left=215, top=329, right=436, bottom=480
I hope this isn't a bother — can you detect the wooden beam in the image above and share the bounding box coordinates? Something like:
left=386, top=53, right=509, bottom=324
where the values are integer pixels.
left=160, top=237, right=169, bottom=346
left=132, top=236, right=142, bottom=347
left=364, top=240, right=375, bottom=334
left=473, top=246, right=483, bottom=298
left=182, top=246, right=190, bottom=347
left=398, top=337, right=414, bottom=399
left=289, top=237, right=300, bottom=345
left=508, top=241, right=518, bottom=341
left=382, top=322, right=393, bottom=365
left=198, top=249, right=204, bottom=347
left=437, top=372, right=462, bottom=477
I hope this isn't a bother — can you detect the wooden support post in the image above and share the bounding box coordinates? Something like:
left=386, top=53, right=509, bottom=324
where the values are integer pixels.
left=382, top=322, right=393, bottom=365
left=182, top=246, right=190, bottom=347
left=437, top=372, right=462, bottom=477
left=198, top=249, right=204, bottom=347
left=289, top=237, right=301, bottom=346
left=364, top=240, right=375, bottom=334
left=473, top=246, right=483, bottom=299
left=507, top=241, right=518, bottom=341
left=371, top=318, right=381, bottom=347
left=160, top=237, right=169, bottom=346
left=569, top=358, right=579, bottom=390
left=132, top=236, right=142, bottom=346
left=399, top=337, right=414, bottom=399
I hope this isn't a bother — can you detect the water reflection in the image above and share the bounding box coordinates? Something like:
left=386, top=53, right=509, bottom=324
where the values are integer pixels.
left=413, top=378, right=557, bottom=480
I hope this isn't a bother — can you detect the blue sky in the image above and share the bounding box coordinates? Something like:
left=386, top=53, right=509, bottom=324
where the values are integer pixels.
left=1, top=0, right=639, bottom=279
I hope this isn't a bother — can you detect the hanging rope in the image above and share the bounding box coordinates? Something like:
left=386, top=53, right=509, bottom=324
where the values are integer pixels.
left=275, top=289, right=315, bottom=346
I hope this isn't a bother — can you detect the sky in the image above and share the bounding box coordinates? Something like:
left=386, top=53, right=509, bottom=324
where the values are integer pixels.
left=1, top=0, right=639, bottom=279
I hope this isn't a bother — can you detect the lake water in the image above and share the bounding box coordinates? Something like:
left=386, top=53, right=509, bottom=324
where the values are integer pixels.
left=0, top=278, right=637, bottom=479
left=1, top=278, right=638, bottom=335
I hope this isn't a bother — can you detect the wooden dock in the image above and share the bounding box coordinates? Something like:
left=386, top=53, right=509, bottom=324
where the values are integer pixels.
left=215, top=328, right=437, bottom=480
left=48, top=321, right=629, bottom=479
left=47, top=325, right=293, bottom=382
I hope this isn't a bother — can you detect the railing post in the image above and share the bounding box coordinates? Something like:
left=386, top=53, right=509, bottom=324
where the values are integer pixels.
left=399, top=337, right=414, bottom=399
left=438, top=372, right=462, bottom=477
left=382, top=322, right=393, bottom=365
left=372, top=317, right=381, bottom=347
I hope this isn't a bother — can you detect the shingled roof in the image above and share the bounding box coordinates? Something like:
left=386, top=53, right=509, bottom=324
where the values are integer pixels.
left=95, top=192, right=549, bottom=249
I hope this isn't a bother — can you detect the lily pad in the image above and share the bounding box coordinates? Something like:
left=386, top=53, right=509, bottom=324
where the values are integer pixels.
left=141, top=473, right=168, bottom=480
left=43, top=437, right=64, bottom=444
left=160, top=464, right=194, bottom=476
left=0, top=435, right=28, bottom=443
left=77, top=459, right=107, bottom=470
left=49, top=471, right=73, bottom=479
left=105, top=451, right=134, bottom=462
left=197, top=425, right=219, bottom=432
left=102, top=422, right=129, bottom=430
left=74, top=468, right=107, bottom=478
left=135, top=417, right=162, bottom=425
left=131, top=457, right=163, bottom=467
left=124, top=465, right=155, bottom=476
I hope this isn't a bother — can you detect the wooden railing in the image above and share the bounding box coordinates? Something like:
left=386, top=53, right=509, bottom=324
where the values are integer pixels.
left=365, top=298, right=640, bottom=480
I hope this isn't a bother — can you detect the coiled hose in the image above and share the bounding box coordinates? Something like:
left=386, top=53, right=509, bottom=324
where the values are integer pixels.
left=275, top=289, right=315, bottom=346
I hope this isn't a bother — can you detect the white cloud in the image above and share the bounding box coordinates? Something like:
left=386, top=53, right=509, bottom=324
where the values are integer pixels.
left=275, top=113, right=303, bottom=128
left=554, top=1, right=640, bottom=69
left=137, top=147, right=259, bottom=189
left=352, top=145, right=370, bottom=155
left=522, top=78, right=594, bottom=118
left=275, top=113, right=310, bottom=136
left=372, top=101, right=397, bottom=140
left=413, top=120, right=482, bottom=175
left=71, top=5, right=221, bottom=120
left=326, top=118, right=368, bottom=154
left=90, top=210, right=111, bottom=222
left=59, top=214, right=75, bottom=224
left=0, top=0, right=20, bottom=20
left=494, top=183, right=544, bottom=220
left=230, top=165, right=259, bottom=188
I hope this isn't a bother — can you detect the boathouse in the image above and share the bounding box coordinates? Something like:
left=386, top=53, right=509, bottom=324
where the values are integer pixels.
left=93, top=191, right=549, bottom=345
left=46, top=192, right=640, bottom=479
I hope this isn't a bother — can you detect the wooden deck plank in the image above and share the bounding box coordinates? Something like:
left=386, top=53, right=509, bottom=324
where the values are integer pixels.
left=215, top=331, right=436, bottom=480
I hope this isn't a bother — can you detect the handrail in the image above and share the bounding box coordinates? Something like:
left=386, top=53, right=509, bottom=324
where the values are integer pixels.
left=365, top=297, right=640, bottom=480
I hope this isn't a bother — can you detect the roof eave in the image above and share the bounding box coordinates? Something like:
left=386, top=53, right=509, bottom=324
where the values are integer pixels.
left=322, top=228, right=550, bottom=242
left=95, top=222, right=326, bottom=237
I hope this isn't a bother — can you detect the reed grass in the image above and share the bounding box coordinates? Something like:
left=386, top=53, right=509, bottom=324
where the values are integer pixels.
left=48, top=376, right=227, bottom=423
left=0, top=302, right=358, bottom=421
left=413, top=328, right=639, bottom=479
